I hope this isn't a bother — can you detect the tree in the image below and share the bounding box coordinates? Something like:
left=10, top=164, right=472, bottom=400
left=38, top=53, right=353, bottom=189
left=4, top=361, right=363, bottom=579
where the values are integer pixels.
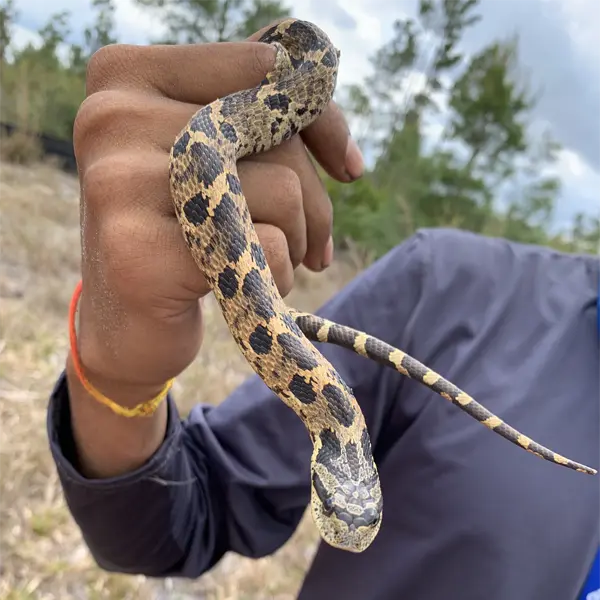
left=325, top=0, right=571, bottom=258
left=0, top=0, right=592, bottom=258
left=70, top=0, right=118, bottom=75
left=132, top=0, right=291, bottom=44
left=569, top=213, right=600, bottom=255
left=446, top=38, right=530, bottom=176
left=444, top=36, right=562, bottom=238
left=1, top=11, right=83, bottom=138
left=0, top=0, right=17, bottom=116
left=339, top=0, right=480, bottom=160
left=0, top=0, right=17, bottom=62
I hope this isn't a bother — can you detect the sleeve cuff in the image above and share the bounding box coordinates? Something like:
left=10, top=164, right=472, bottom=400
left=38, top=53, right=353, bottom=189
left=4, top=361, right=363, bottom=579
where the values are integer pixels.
left=46, top=370, right=184, bottom=489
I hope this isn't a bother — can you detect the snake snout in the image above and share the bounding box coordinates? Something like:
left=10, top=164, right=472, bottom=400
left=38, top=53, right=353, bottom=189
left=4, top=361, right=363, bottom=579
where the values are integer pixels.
left=323, top=505, right=382, bottom=554
left=312, top=475, right=382, bottom=552
left=355, top=506, right=380, bottom=528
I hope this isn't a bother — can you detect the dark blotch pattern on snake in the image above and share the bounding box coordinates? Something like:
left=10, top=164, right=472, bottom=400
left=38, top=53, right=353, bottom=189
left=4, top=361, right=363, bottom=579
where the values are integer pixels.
left=168, top=18, right=596, bottom=554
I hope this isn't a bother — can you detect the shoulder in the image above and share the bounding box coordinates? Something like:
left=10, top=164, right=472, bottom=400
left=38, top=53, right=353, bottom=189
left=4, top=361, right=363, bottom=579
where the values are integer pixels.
left=383, top=227, right=596, bottom=294
left=319, top=228, right=597, bottom=334
left=385, top=226, right=561, bottom=270
left=354, top=228, right=598, bottom=337
left=327, top=228, right=536, bottom=312
left=367, top=227, right=521, bottom=282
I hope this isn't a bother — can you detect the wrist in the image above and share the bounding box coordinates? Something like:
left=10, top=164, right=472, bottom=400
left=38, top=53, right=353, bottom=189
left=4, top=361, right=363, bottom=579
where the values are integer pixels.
left=68, top=281, right=179, bottom=413
left=65, top=351, right=172, bottom=412
left=64, top=350, right=171, bottom=479
left=72, top=285, right=197, bottom=390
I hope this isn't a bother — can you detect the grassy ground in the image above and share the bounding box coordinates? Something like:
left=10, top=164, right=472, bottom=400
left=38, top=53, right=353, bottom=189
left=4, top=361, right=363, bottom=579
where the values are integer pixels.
left=0, top=159, right=360, bottom=599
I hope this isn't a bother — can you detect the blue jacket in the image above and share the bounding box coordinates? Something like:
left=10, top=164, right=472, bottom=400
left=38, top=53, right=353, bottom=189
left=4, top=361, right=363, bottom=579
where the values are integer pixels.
left=48, top=228, right=599, bottom=599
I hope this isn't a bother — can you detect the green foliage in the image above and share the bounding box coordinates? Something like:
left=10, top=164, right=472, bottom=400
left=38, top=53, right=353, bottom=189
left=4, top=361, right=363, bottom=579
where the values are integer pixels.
left=1, top=35, right=79, bottom=136
left=0, top=3, right=115, bottom=138
left=0, top=0, right=290, bottom=140
left=326, top=174, right=400, bottom=258
left=70, top=0, right=118, bottom=76
left=328, top=0, right=597, bottom=257
left=0, top=0, right=597, bottom=257
left=563, top=214, right=600, bottom=255
left=448, top=39, right=531, bottom=170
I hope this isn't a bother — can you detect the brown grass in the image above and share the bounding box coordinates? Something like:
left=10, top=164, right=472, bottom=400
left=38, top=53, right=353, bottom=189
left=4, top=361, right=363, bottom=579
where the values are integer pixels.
left=0, top=132, right=44, bottom=167
left=0, top=160, right=360, bottom=599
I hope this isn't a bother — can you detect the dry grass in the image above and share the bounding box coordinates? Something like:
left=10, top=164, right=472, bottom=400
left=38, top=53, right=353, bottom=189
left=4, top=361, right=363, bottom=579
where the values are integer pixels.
left=0, top=159, right=360, bottom=599
left=0, top=132, right=44, bottom=167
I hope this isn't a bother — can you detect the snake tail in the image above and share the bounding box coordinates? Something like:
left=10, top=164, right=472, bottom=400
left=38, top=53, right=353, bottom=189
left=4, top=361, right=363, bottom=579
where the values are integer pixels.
left=169, top=19, right=382, bottom=553
left=293, top=311, right=597, bottom=476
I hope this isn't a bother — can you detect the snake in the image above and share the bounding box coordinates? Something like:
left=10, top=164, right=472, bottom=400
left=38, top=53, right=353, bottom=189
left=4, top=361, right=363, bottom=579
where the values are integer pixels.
left=168, top=18, right=597, bottom=554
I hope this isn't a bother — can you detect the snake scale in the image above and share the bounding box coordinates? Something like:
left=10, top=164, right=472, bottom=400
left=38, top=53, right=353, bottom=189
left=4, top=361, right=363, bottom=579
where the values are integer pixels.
left=168, top=18, right=596, bottom=553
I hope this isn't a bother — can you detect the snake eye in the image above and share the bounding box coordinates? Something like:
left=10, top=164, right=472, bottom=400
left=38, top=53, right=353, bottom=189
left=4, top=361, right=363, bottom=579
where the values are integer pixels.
left=312, top=472, right=334, bottom=516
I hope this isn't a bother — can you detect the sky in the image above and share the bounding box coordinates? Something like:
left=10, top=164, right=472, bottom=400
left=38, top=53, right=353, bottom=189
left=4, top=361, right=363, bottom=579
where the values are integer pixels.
left=9, top=0, right=600, bottom=231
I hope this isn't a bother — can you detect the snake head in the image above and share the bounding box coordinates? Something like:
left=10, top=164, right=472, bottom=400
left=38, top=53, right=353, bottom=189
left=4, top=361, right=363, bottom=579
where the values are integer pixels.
left=310, top=466, right=383, bottom=553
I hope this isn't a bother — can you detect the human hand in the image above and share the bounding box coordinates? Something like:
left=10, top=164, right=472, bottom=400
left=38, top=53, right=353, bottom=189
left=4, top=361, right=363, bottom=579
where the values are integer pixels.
left=71, top=22, right=364, bottom=401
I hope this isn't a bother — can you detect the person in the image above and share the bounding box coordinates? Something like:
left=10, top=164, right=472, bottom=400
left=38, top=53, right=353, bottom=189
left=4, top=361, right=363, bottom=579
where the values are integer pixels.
left=47, top=21, right=599, bottom=600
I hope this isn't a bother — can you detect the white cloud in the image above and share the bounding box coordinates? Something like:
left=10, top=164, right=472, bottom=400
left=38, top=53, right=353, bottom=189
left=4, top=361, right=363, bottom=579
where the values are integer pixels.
left=559, top=148, right=588, bottom=180
left=550, top=0, right=600, bottom=63
left=111, top=0, right=163, bottom=43
left=10, top=22, right=38, bottom=48
left=10, top=0, right=161, bottom=46
left=554, top=149, right=600, bottom=225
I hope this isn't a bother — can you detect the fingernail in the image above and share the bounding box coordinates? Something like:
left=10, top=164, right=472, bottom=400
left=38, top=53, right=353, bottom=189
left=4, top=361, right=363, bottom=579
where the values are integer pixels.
left=322, top=236, right=334, bottom=269
left=345, top=137, right=364, bottom=181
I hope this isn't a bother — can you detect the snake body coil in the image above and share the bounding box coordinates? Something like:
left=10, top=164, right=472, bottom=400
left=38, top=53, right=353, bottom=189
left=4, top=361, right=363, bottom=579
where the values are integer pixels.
left=169, top=19, right=596, bottom=554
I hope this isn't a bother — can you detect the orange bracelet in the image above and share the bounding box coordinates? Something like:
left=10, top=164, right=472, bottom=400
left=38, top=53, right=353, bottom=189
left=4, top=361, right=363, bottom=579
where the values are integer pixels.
left=68, top=279, right=174, bottom=417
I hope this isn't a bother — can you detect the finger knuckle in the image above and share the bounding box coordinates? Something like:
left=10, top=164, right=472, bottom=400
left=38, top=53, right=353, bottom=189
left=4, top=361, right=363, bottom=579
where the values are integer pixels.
left=273, top=167, right=306, bottom=265
left=79, top=176, right=137, bottom=292
left=251, top=42, right=276, bottom=80
left=73, top=90, right=115, bottom=159
left=81, top=153, right=130, bottom=211
left=277, top=167, right=303, bottom=217
left=260, top=227, right=291, bottom=285
left=100, top=220, right=143, bottom=294
left=85, top=43, right=128, bottom=94
left=88, top=206, right=151, bottom=296
left=261, top=225, right=287, bottom=260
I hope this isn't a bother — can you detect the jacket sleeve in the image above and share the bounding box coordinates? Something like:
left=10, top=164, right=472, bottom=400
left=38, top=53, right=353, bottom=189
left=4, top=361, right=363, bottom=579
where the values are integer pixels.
left=47, top=230, right=431, bottom=578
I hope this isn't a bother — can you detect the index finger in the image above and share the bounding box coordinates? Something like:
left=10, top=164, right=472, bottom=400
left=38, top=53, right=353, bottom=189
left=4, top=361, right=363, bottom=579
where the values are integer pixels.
left=85, top=41, right=277, bottom=104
